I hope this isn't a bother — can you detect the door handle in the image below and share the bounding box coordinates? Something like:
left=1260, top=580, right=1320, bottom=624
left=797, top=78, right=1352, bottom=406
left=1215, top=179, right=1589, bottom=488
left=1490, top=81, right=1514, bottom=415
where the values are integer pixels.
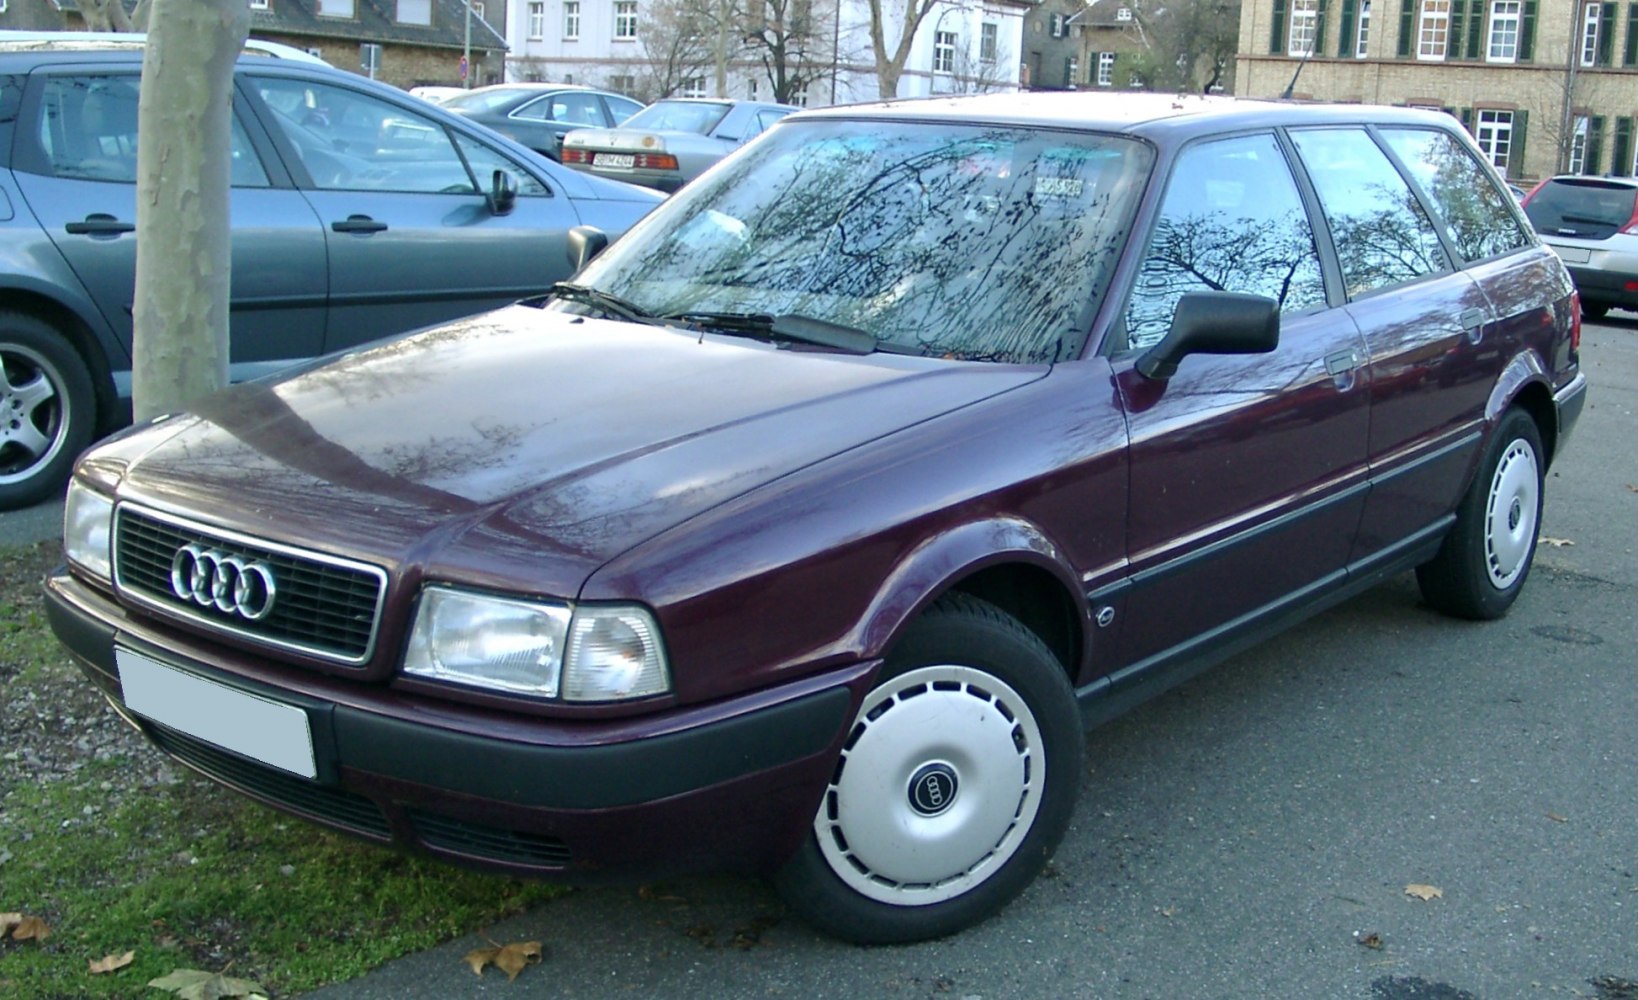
left=1460, top=307, right=1488, bottom=344
left=65, top=214, right=135, bottom=236
left=331, top=215, right=388, bottom=234
left=1325, top=348, right=1361, bottom=391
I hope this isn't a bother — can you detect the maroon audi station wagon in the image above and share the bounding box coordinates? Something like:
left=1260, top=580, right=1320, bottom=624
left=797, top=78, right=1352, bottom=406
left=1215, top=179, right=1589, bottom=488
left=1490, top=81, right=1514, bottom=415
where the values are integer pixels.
left=46, top=93, right=1586, bottom=943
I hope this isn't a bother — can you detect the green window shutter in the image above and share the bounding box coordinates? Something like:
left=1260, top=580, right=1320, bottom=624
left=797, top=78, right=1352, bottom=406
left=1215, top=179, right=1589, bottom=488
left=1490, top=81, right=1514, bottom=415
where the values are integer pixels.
left=1272, top=0, right=1288, bottom=52
left=1399, top=0, right=1417, bottom=57
left=1598, top=3, right=1616, bottom=64
left=1626, top=4, right=1638, bottom=65
left=1315, top=0, right=1330, bottom=52
left=1512, top=109, right=1529, bottom=177
left=1614, top=117, right=1634, bottom=175
left=1465, top=0, right=1485, bottom=57
left=1519, top=0, right=1537, bottom=60
left=1588, top=116, right=1607, bottom=174
left=1460, top=107, right=1475, bottom=131
left=1450, top=0, right=1468, bottom=58
left=1338, top=0, right=1358, bottom=54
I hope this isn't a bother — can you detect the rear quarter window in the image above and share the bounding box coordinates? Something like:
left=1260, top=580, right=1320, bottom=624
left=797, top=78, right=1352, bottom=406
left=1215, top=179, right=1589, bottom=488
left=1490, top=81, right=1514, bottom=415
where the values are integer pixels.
left=1379, top=127, right=1532, bottom=261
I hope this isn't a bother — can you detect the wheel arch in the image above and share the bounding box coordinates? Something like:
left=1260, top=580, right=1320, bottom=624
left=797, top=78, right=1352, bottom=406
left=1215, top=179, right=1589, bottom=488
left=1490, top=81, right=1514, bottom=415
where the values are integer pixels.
left=1485, top=349, right=1560, bottom=468
left=1, top=285, right=122, bottom=434
left=854, top=518, right=1090, bottom=688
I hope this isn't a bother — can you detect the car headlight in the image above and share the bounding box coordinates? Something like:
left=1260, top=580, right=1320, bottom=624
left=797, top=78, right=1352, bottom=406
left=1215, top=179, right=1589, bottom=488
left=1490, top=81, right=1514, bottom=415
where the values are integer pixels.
left=402, top=587, right=670, bottom=702
left=63, top=481, right=114, bottom=581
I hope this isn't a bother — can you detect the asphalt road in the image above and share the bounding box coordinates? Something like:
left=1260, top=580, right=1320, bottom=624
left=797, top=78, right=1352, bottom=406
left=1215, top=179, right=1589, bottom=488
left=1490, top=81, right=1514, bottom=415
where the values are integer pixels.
left=6, top=323, right=1634, bottom=999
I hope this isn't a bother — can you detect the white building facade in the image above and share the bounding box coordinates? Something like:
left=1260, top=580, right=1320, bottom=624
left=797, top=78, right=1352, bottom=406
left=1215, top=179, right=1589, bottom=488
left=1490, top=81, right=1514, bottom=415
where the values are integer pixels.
left=501, top=0, right=1029, bottom=107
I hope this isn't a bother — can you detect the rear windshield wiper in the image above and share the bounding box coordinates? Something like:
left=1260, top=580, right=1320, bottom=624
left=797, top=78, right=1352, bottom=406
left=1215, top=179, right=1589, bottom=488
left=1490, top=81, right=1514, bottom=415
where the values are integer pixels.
left=543, top=282, right=661, bottom=325
left=663, top=311, right=877, bottom=354
left=1554, top=213, right=1620, bottom=227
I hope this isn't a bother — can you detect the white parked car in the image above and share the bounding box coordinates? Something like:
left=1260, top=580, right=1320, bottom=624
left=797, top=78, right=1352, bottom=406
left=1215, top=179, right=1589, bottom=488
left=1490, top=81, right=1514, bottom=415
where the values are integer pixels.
left=560, top=99, right=797, bottom=192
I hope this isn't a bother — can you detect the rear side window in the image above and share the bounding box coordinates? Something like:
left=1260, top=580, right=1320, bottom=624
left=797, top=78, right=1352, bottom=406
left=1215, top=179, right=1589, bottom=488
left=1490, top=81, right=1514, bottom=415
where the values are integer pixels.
left=1522, top=178, right=1638, bottom=239
left=1290, top=127, right=1450, bottom=298
left=1379, top=127, right=1532, bottom=261
left=1124, top=133, right=1327, bottom=351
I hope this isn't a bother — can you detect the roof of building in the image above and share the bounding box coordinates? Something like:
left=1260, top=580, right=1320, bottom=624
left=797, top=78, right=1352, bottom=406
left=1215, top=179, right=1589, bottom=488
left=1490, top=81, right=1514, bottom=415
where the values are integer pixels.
left=43, top=0, right=506, bottom=53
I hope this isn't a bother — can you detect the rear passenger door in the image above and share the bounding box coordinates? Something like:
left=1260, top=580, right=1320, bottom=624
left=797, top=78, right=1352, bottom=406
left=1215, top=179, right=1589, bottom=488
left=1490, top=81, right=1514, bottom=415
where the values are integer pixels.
left=12, top=69, right=329, bottom=372
left=1110, top=132, right=1372, bottom=671
left=1286, top=127, right=1500, bottom=565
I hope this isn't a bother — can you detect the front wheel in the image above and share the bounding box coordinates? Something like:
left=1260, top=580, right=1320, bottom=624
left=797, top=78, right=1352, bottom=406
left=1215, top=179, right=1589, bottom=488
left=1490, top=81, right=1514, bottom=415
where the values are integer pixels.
left=0, top=313, right=96, bottom=510
left=774, top=593, right=1082, bottom=944
left=1416, top=408, right=1544, bottom=620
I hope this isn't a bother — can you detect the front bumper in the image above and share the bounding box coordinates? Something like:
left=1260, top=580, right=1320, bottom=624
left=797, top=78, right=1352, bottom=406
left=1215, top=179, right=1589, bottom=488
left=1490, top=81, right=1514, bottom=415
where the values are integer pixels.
left=45, top=568, right=871, bottom=881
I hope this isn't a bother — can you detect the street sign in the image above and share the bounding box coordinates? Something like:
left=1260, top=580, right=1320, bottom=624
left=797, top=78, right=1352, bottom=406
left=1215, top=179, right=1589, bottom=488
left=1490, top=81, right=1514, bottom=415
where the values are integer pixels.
left=459, top=55, right=468, bottom=80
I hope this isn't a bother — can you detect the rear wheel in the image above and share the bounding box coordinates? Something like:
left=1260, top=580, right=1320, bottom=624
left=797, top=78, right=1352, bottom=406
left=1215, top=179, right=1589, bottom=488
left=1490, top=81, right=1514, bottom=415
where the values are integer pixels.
left=774, top=593, right=1082, bottom=944
left=1416, top=408, right=1544, bottom=620
left=0, top=313, right=95, bottom=510
left=1581, top=300, right=1610, bottom=320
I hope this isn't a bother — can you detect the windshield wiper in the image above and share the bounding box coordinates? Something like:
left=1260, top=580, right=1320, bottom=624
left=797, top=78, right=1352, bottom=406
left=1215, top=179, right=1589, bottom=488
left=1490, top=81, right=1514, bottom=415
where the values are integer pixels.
left=663, top=311, right=877, bottom=354
left=544, top=282, right=661, bottom=325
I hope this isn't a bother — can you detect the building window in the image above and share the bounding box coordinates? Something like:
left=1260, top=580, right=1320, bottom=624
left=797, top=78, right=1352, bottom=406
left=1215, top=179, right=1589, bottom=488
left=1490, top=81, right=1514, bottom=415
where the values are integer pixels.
left=981, top=22, right=998, bottom=61
left=1067, top=55, right=1079, bottom=86
left=1485, top=0, right=1520, bottom=61
left=746, top=76, right=758, bottom=99
left=1581, top=2, right=1601, bottom=66
left=397, top=0, right=431, bottom=25
left=1355, top=0, right=1371, bottom=56
left=1569, top=116, right=1590, bottom=173
left=1117, top=6, right=1133, bottom=20
left=1097, top=51, right=1115, bottom=85
left=934, top=30, right=957, bottom=73
left=680, top=76, right=708, bottom=97
left=1475, top=109, right=1513, bottom=170
left=249, top=0, right=269, bottom=9
left=305, top=46, right=323, bottom=58
left=472, top=2, right=485, bottom=18
left=527, top=1, right=544, bottom=38
left=614, top=0, right=639, bottom=40
left=1048, top=12, right=1064, bottom=37
left=318, top=0, right=355, bottom=16
left=564, top=0, right=580, bottom=38
left=1418, top=0, right=1450, bottom=59
left=1289, top=0, right=1319, bottom=56
left=608, top=74, right=636, bottom=93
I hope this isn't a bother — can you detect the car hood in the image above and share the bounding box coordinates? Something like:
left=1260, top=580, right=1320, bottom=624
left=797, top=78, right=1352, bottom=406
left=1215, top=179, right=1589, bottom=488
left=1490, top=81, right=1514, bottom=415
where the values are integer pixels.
left=114, top=306, right=1045, bottom=597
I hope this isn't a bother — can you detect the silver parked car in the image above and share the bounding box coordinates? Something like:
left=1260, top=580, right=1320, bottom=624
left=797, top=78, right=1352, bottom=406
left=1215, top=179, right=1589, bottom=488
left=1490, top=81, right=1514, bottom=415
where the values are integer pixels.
left=1522, top=175, right=1638, bottom=318
left=560, top=99, right=798, bottom=192
left=0, top=37, right=663, bottom=509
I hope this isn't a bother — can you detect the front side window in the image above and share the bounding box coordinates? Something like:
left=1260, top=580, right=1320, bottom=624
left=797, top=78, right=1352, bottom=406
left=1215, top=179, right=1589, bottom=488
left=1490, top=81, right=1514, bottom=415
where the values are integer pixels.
left=1289, top=0, right=1319, bottom=56
left=527, top=0, right=545, bottom=38
left=564, top=0, right=580, bottom=38
left=1487, top=0, right=1520, bottom=61
left=253, top=76, right=474, bottom=193
left=35, top=75, right=268, bottom=187
left=1124, top=133, right=1326, bottom=351
left=614, top=0, right=639, bottom=39
left=1097, top=51, right=1115, bottom=85
left=1290, top=128, right=1451, bottom=297
left=577, top=122, right=1154, bottom=364
left=1475, top=108, right=1514, bottom=170
left=1419, top=0, right=1450, bottom=59
left=935, top=31, right=957, bottom=73
left=1380, top=127, right=1531, bottom=260
left=1581, top=2, right=1602, bottom=65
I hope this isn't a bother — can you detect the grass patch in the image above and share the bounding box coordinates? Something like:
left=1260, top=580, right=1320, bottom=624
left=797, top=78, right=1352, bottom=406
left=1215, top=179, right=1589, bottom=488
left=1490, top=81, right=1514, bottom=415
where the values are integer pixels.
left=0, top=542, right=565, bottom=997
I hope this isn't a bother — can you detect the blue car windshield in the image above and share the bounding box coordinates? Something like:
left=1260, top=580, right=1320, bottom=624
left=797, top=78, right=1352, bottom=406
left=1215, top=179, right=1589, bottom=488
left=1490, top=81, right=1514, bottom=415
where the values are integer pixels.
left=578, top=120, right=1153, bottom=363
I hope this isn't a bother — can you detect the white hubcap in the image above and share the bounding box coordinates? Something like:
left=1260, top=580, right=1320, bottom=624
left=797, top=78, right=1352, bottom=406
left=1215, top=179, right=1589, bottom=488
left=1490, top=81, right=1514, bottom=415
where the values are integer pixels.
left=1484, top=437, right=1539, bottom=589
left=814, top=664, right=1044, bottom=906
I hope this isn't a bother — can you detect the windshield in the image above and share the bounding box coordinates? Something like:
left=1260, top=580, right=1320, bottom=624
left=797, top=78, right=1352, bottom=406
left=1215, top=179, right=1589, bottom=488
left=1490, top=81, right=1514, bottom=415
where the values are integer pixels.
left=621, top=100, right=733, bottom=134
left=576, top=120, right=1152, bottom=363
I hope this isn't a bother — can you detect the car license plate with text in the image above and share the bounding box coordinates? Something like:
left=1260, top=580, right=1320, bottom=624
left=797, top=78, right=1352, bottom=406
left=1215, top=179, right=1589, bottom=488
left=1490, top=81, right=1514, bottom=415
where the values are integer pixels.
left=595, top=153, right=636, bottom=169
left=116, top=647, right=317, bottom=778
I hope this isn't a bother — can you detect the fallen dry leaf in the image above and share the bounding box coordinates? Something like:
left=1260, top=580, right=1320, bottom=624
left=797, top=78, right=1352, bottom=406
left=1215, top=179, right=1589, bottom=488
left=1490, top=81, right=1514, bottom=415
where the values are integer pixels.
left=1538, top=536, right=1575, bottom=548
left=147, top=968, right=266, bottom=1000
left=463, top=940, right=543, bottom=982
left=1627, top=484, right=1638, bottom=493
left=1546, top=812, right=1568, bottom=823
left=9, top=914, right=51, bottom=941
left=1356, top=931, right=1384, bottom=950
left=1405, top=884, right=1444, bottom=901
left=89, top=951, right=135, bottom=975
left=0, top=913, right=20, bottom=936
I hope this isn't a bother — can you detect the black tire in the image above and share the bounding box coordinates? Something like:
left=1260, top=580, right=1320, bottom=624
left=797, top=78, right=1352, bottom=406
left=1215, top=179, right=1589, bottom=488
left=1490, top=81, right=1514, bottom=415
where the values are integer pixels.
left=1416, top=408, right=1544, bottom=620
left=1581, top=300, right=1610, bottom=320
left=774, top=592, right=1083, bottom=944
left=0, top=312, right=96, bottom=510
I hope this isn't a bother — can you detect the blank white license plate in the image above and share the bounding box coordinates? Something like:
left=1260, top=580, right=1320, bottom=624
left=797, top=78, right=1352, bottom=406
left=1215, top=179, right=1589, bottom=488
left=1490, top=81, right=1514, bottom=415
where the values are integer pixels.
left=595, top=153, right=636, bottom=169
left=1551, top=245, right=1591, bottom=264
left=117, top=648, right=317, bottom=779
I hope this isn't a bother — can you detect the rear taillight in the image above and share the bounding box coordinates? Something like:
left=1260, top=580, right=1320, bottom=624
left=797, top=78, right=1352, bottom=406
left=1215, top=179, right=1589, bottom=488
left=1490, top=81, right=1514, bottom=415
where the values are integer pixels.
left=1621, top=209, right=1638, bottom=235
left=633, top=153, right=679, bottom=171
left=561, top=148, right=593, bottom=165
left=1570, top=291, right=1583, bottom=350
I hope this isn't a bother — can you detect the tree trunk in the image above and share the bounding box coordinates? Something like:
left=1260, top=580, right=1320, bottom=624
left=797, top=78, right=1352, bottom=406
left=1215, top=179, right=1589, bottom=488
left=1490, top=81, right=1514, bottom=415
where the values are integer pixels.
left=870, top=0, right=938, bottom=99
left=130, top=0, right=250, bottom=422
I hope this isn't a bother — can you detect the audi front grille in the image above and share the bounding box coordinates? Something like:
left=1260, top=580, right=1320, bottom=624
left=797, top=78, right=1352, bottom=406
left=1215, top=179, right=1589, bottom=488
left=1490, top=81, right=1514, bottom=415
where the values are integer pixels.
left=112, top=503, right=388, bottom=665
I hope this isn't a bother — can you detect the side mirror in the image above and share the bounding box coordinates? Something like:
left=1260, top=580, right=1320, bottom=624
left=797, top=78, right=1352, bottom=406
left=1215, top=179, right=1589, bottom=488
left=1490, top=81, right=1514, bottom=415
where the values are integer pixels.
left=1136, top=291, right=1280, bottom=380
left=566, top=225, right=609, bottom=272
left=487, top=169, right=517, bottom=217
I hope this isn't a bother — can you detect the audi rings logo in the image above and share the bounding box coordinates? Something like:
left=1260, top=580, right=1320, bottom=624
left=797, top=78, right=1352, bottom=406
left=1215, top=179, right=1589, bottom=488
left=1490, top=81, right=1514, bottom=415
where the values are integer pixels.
left=169, top=544, right=278, bottom=621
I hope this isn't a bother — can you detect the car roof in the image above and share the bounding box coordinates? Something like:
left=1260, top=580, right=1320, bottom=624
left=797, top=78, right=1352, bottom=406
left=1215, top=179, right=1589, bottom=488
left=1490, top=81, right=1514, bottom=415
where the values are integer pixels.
left=0, top=30, right=328, bottom=64
left=646, top=97, right=798, bottom=112
left=791, top=92, right=1459, bottom=140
